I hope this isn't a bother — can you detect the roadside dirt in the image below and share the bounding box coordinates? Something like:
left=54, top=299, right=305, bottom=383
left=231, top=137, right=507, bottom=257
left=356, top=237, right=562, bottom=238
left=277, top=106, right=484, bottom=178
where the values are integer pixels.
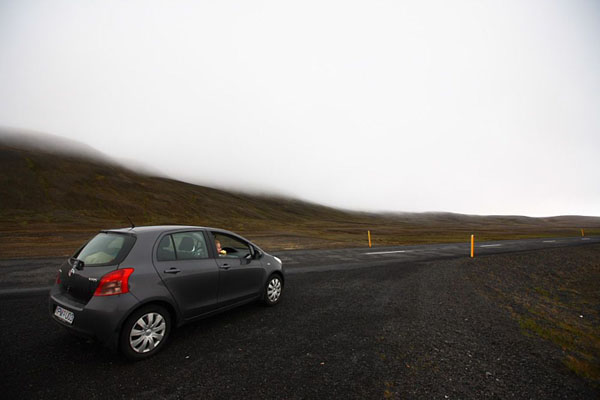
left=1, top=247, right=597, bottom=398
left=467, top=244, right=600, bottom=387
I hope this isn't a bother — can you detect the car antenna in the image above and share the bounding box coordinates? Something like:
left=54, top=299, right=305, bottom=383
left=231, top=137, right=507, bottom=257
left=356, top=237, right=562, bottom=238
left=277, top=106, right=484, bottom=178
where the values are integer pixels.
left=126, top=216, right=135, bottom=229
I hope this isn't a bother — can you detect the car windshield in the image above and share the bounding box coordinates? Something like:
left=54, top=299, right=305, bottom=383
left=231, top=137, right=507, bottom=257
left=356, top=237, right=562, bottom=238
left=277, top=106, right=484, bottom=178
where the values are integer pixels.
left=75, top=232, right=136, bottom=266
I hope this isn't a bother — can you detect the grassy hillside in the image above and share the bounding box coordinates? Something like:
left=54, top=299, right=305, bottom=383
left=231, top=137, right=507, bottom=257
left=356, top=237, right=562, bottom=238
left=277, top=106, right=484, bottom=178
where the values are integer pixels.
left=1, top=134, right=599, bottom=258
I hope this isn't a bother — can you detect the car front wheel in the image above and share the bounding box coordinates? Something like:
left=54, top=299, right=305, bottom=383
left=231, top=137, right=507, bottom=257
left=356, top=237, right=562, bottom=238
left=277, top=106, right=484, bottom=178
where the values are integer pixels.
left=119, top=304, right=171, bottom=361
left=262, top=275, right=283, bottom=306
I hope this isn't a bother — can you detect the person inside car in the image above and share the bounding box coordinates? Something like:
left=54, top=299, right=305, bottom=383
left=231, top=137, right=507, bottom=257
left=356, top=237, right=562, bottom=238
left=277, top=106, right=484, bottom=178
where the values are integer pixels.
left=215, top=239, right=227, bottom=256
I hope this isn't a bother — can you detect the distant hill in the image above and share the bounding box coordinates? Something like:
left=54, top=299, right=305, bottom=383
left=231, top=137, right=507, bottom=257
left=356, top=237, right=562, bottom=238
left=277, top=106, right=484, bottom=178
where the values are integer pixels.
left=0, top=129, right=355, bottom=226
left=1, top=128, right=599, bottom=257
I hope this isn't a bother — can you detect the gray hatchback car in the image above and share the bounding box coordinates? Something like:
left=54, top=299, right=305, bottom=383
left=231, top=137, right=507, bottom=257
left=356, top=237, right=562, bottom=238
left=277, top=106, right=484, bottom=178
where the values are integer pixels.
left=49, top=226, right=284, bottom=360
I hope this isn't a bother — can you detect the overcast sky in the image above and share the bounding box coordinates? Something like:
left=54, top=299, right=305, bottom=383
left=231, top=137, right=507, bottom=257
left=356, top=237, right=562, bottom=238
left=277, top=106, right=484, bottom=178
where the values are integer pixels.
left=1, top=0, right=599, bottom=216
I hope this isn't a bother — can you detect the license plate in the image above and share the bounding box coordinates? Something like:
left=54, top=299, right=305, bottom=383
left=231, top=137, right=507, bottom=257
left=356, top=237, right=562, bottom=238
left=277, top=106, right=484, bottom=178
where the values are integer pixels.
left=54, top=305, right=75, bottom=324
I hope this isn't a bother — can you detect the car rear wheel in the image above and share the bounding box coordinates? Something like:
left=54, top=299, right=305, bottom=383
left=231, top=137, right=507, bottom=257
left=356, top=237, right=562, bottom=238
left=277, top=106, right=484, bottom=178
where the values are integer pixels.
left=262, top=275, right=283, bottom=306
left=119, top=304, right=171, bottom=361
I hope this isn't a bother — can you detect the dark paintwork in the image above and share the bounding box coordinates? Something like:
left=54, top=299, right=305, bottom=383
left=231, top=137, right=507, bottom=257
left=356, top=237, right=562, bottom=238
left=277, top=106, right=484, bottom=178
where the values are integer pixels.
left=48, top=225, right=284, bottom=350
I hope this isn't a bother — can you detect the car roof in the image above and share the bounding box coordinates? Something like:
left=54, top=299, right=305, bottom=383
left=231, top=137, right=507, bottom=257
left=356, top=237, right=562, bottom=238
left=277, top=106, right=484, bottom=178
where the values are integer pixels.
left=104, top=225, right=231, bottom=236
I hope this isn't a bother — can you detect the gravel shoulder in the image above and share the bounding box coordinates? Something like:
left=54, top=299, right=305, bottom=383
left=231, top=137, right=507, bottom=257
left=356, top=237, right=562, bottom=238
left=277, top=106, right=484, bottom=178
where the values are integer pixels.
left=467, top=244, right=600, bottom=387
left=1, top=248, right=598, bottom=399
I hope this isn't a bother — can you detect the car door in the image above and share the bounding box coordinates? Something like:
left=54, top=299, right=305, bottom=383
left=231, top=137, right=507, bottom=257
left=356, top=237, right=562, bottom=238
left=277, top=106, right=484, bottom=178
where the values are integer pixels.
left=153, top=230, right=219, bottom=319
left=211, top=232, right=265, bottom=307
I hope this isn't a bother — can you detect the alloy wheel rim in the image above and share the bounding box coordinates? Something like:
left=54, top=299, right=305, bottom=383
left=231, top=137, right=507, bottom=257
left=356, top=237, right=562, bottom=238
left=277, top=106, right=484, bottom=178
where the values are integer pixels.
left=267, top=278, right=282, bottom=302
left=129, top=312, right=166, bottom=353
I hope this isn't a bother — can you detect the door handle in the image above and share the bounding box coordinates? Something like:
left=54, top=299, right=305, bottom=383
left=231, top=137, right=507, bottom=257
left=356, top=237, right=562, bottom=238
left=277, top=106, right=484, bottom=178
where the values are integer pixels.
left=219, top=263, right=230, bottom=270
left=164, top=268, right=181, bottom=274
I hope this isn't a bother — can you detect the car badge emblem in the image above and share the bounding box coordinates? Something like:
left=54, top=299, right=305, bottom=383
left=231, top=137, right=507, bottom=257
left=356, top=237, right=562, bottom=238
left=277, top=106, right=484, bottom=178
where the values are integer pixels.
left=68, top=267, right=76, bottom=277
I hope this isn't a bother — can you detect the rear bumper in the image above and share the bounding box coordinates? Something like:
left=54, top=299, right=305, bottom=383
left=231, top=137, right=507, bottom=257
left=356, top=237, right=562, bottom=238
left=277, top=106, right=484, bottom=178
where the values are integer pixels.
left=48, top=285, right=139, bottom=350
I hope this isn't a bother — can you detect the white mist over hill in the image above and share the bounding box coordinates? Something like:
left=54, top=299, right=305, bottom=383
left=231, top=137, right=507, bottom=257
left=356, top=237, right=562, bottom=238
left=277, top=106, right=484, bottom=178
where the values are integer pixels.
left=1, top=1, right=599, bottom=216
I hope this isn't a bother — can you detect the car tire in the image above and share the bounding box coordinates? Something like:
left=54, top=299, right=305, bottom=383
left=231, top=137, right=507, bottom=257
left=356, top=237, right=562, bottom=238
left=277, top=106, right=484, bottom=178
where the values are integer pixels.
left=262, top=274, right=283, bottom=306
left=119, top=304, right=171, bottom=361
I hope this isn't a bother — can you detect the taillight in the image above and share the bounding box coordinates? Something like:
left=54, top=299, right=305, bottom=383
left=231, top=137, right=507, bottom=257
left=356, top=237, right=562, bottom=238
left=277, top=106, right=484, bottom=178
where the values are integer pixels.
left=94, top=268, right=134, bottom=296
left=56, top=270, right=61, bottom=284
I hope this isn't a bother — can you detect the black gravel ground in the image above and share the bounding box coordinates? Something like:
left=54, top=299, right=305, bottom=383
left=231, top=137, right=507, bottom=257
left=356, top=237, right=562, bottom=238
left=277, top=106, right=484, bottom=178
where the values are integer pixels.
left=1, top=248, right=598, bottom=399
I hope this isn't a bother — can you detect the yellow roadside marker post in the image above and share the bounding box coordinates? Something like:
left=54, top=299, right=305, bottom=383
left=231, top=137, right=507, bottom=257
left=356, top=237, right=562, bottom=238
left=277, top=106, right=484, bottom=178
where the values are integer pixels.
left=581, top=228, right=585, bottom=237
left=368, top=230, right=372, bottom=248
left=470, top=234, right=474, bottom=258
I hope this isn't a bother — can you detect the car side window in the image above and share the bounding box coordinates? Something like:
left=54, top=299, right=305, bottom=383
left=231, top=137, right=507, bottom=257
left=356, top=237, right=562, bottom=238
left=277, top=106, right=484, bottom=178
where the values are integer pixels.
left=157, top=235, right=176, bottom=261
left=171, top=232, right=209, bottom=260
left=212, top=233, right=251, bottom=259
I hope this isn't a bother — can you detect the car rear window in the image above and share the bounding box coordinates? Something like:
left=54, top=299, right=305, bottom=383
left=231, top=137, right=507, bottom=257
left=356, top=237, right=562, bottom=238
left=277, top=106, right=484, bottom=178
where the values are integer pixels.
left=75, top=232, right=136, bottom=266
left=157, top=235, right=176, bottom=261
left=156, top=232, right=209, bottom=261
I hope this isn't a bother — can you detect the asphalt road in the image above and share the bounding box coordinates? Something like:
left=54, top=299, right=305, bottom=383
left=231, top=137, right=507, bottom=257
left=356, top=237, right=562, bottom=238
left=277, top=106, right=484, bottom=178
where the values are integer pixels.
left=1, top=236, right=598, bottom=294
left=0, top=238, right=599, bottom=398
left=278, top=236, right=600, bottom=273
